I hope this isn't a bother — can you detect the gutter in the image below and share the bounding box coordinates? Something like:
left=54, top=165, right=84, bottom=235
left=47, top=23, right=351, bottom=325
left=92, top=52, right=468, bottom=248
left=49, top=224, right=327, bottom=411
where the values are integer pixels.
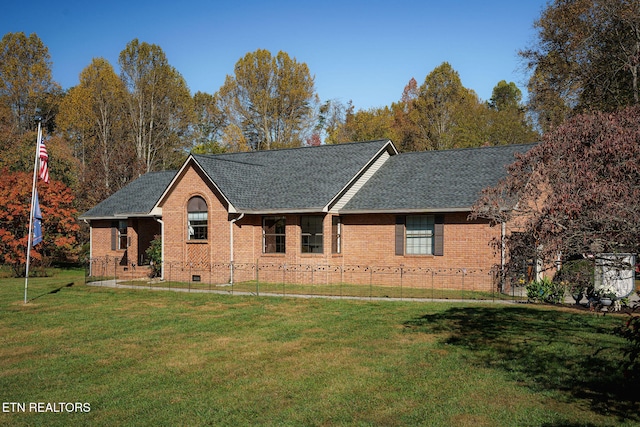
left=337, top=207, right=472, bottom=215
left=229, top=213, right=245, bottom=284
left=78, top=213, right=158, bottom=221
left=234, top=207, right=326, bottom=215
left=501, top=221, right=506, bottom=292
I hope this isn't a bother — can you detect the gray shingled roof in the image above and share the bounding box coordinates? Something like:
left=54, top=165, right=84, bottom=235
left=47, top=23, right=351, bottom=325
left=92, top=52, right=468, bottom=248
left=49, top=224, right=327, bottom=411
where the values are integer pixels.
left=192, top=139, right=393, bottom=211
left=79, top=170, right=177, bottom=219
left=340, top=143, right=536, bottom=212
left=80, top=141, right=536, bottom=219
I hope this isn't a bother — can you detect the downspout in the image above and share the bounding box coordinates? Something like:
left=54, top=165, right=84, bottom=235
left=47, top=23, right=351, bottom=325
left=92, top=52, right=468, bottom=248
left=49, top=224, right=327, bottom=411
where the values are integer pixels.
left=229, top=213, right=245, bottom=285
left=501, top=221, right=506, bottom=293
left=154, top=218, right=164, bottom=280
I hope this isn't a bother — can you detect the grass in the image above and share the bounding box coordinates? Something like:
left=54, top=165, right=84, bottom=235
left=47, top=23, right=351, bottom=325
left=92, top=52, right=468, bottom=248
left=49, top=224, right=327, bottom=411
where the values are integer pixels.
left=110, top=278, right=524, bottom=301
left=1, top=268, right=639, bottom=426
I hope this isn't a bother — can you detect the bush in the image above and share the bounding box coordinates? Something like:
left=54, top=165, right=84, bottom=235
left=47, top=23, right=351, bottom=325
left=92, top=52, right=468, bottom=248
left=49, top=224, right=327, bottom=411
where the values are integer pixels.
left=526, top=277, right=565, bottom=304
left=145, top=235, right=162, bottom=278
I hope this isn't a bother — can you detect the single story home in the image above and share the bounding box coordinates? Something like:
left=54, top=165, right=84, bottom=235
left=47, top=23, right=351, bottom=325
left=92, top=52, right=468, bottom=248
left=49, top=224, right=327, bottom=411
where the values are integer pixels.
left=80, top=139, right=535, bottom=291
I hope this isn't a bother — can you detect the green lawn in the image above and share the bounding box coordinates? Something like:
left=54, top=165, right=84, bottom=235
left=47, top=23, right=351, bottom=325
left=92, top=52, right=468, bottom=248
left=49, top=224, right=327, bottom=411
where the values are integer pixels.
left=110, top=278, right=524, bottom=301
left=1, top=269, right=638, bottom=426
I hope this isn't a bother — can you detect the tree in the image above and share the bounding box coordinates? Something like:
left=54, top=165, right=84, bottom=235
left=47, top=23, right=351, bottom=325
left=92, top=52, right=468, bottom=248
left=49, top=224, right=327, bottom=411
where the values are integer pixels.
left=58, top=58, right=133, bottom=209
left=192, top=91, right=227, bottom=152
left=0, top=170, right=79, bottom=276
left=326, top=73, right=538, bottom=151
left=320, top=99, right=350, bottom=144
left=471, top=106, right=640, bottom=280
left=119, top=39, right=194, bottom=172
left=218, top=49, right=316, bottom=150
left=327, top=105, right=399, bottom=144
left=0, top=32, right=60, bottom=134
left=392, top=78, right=425, bottom=152
left=0, top=130, right=79, bottom=191
left=521, top=0, right=640, bottom=130
left=489, top=80, right=521, bottom=112
left=411, top=62, right=487, bottom=150
left=485, top=81, right=539, bottom=146
left=305, top=133, right=322, bottom=147
left=220, top=123, right=251, bottom=152
left=316, top=99, right=346, bottom=144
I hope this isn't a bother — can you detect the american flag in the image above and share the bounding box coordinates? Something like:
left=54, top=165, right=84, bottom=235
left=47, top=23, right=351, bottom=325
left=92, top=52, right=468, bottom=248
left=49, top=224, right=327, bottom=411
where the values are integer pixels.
left=39, top=139, right=49, bottom=183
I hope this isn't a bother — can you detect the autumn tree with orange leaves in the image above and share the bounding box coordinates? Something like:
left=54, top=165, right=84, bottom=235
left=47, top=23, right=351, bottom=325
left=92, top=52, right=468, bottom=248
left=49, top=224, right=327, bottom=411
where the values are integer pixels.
left=0, top=171, right=79, bottom=276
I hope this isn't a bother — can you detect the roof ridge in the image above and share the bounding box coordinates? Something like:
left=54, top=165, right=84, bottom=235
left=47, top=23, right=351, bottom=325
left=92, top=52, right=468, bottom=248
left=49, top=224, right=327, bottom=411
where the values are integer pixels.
left=396, top=142, right=539, bottom=156
left=192, top=139, right=391, bottom=159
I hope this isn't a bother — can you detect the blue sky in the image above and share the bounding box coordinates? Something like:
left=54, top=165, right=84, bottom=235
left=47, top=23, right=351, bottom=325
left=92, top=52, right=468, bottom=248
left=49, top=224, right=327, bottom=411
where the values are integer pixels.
left=2, top=0, right=547, bottom=111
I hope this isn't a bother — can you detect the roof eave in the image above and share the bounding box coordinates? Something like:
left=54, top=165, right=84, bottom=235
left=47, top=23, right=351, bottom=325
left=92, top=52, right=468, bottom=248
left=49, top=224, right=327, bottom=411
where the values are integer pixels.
left=79, top=212, right=160, bottom=221
left=337, top=207, right=472, bottom=215
left=234, top=207, right=326, bottom=215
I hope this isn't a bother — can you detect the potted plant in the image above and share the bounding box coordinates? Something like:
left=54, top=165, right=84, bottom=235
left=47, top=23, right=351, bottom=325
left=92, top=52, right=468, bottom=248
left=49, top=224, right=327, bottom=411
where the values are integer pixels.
left=599, top=288, right=616, bottom=306
left=592, top=283, right=617, bottom=311
left=568, top=283, right=585, bottom=305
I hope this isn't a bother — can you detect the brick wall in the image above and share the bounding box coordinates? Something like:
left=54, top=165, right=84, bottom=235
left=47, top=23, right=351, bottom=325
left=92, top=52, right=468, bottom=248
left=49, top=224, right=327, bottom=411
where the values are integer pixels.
left=91, top=163, right=503, bottom=291
left=160, top=166, right=228, bottom=277
left=201, top=211, right=500, bottom=290
left=89, top=219, right=156, bottom=279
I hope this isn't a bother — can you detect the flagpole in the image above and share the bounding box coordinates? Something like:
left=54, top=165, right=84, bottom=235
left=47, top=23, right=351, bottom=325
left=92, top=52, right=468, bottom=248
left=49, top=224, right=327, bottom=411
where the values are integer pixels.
left=24, top=120, right=42, bottom=304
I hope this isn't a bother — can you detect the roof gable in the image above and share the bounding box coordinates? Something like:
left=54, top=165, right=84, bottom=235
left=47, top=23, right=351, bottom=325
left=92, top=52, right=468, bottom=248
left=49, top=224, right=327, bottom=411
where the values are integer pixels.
left=189, top=139, right=395, bottom=213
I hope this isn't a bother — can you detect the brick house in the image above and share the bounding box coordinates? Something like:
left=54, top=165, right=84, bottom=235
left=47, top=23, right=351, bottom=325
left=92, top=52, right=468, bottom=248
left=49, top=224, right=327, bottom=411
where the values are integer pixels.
left=80, top=140, right=535, bottom=291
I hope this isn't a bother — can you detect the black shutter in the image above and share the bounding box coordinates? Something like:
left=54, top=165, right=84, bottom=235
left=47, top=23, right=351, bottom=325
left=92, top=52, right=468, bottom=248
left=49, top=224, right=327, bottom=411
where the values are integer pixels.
left=111, top=221, right=117, bottom=250
left=395, top=216, right=405, bottom=256
left=434, top=214, right=444, bottom=256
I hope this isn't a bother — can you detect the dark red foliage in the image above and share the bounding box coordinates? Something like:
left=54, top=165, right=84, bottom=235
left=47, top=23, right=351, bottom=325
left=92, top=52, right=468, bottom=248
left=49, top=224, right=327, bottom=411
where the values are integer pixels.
left=472, top=106, right=640, bottom=267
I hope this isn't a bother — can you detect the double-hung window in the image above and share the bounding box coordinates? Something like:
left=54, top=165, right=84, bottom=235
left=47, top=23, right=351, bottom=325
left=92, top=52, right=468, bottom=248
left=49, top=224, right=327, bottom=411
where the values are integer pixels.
left=263, top=216, right=286, bottom=253
left=396, top=215, right=444, bottom=256
left=406, top=215, right=435, bottom=255
left=301, top=216, right=323, bottom=253
left=110, top=220, right=128, bottom=250
left=331, top=216, right=341, bottom=254
left=187, top=196, right=208, bottom=240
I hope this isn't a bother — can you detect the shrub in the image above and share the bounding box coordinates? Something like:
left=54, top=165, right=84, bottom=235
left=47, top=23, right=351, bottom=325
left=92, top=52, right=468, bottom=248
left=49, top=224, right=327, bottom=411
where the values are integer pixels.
left=526, top=277, right=565, bottom=304
left=145, top=235, right=162, bottom=278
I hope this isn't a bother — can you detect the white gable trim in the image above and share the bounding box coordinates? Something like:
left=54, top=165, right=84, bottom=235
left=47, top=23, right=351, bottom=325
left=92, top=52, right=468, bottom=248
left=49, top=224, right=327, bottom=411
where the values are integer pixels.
left=154, top=155, right=237, bottom=213
left=326, top=140, right=398, bottom=213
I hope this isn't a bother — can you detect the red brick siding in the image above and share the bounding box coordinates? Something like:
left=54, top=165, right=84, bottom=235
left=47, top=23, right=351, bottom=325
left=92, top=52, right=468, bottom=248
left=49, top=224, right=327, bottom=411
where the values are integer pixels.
left=229, top=212, right=500, bottom=290
left=160, top=166, right=226, bottom=272
left=90, top=164, right=502, bottom=290
left=89, top=219, right=155, bottom=278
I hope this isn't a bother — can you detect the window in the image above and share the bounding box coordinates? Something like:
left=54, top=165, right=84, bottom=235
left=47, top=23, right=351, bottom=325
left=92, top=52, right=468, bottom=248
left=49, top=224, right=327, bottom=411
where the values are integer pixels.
left=332, top=216, right=341, bottom=254
left=187, top=196, right=208, bottom=240
left=406, top=215, right=435, bottom=255
left=263, top=216, right=286, bottom=253
left=396, top=215, right=444, bottom=256
left=117, top=220, right=128, bottom=250
left=301, top=216, right=323, bottom=253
